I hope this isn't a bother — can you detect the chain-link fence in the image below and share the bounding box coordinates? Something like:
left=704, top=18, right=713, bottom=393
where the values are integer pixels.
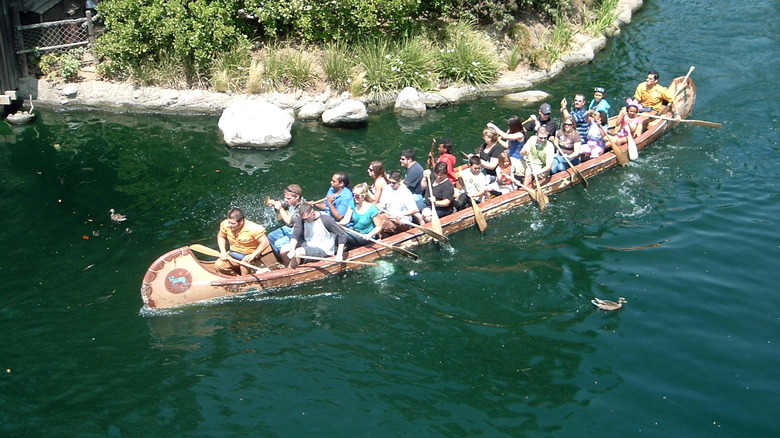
left=15, top=17, right=90, bottom=54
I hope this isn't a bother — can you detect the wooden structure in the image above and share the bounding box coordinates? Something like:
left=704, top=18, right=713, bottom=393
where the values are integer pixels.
left=140, top=74, right=697, bottom=310
left=1, top=0, right=96, bottom=112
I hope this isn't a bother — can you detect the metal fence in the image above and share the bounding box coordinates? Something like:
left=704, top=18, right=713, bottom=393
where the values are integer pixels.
left=15, top=16, right=92, bottom=55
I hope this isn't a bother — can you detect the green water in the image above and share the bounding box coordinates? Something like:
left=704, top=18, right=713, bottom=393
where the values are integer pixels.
left=2, top=0, right=779, bottom=436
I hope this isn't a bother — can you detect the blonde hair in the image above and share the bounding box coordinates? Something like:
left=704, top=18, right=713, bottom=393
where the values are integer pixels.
left=482, top=128, right=498, bottom=141
left=353, top=182, right=370, bottom=198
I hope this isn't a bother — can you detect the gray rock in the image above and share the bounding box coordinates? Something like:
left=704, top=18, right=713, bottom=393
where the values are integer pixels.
left=297, top=102, right=325, bottom=121
left=322, top=99, right=368, bottom=128
left=503, top=90, right=552, bottom=104
left=61, top=84, right=78, bottom=97
left=218, top=99, right=293, bottom=149
left=394, top=87, right=426, bottom=116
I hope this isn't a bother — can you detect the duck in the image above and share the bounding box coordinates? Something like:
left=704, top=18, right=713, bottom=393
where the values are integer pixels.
left=109, top=208, right=127, bottom=223
left=591, top=297, right=627, bottom=311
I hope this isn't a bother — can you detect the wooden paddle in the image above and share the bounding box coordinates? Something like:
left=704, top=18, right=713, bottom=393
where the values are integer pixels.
left=531, top=171, right=548, bottom=211
left=626, top=121, right=640, bottom=160
left=189, top=244, right=263, bottom=272
left=518, top=182, right=540, bottom=204
left=297, top=255, right=378, bottom=266
left=673, top=66, right=695, bottom=100
left=641, top=113, right=722, bottom=129
left=552, top=142, right=588, bottom=188
left=599, top=124, right=630, bottom=166
left=424, top=171, right=444, bottom=236
left=376, top=207, right=448, bottom=243
left=469, top=196, right=488, bottom=234
left=338, top=224, right=419, bottom=260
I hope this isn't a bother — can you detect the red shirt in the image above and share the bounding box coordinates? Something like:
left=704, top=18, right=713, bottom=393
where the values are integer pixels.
left=437, top=153, right=457, bottom=183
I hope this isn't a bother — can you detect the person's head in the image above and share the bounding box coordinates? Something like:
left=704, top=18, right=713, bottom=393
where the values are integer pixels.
left=536, top=127, right=549, bottom=142
left=368, top=161, right=386, bottom=181
left=596, top=110, right=608, bottom=125
left=482, top=128, right=498, bottom=143
left=539, top=103, right=552, bottom=119
left=438, top=140, right=453, bottom=155
left=646, top=70, right=660, bottom=87
left=626, top=104, right=639, bottom=117
left=387, top=170, right=403, bottom=189
left=298, top=202, right=317, bottom=222
left=468, top=155, right=481, bottom=174
left=284, top=184, right=302, bottom=206
left=573, top=93, right=586, bottom=108
left=498, top=151, right=511, bottom=167
left=562, top=116, right=575, bottom=131
left=507, top=116, right=523, bottom=134
left=400, top=149, right=416, bottom=168
left=330, top=172, right=350, bottom=190
left=433, top=162, right=448, bottom=179
left=593, top=87, right=605, bottom=102
left=227, top=208, right=245, bottom=231
left=352, top=182, right=370, bottom=203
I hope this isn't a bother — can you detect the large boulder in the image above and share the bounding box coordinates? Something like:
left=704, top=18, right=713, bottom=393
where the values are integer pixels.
left=321, top=99, right=368, bottom=128
left=218, top=100, right=293, bottom=149
left=394, top=87, right=426, bottom=116
left=297, top=102, right=325, bottom=121
left=503, top=90, right=552, bottom=104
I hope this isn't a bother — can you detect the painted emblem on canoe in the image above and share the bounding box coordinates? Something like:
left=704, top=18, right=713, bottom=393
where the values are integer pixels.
left=165, top=269, right=192, bottom=294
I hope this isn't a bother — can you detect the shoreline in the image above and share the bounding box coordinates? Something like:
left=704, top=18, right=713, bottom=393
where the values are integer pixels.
left=18, top=0, right=643, bottom=118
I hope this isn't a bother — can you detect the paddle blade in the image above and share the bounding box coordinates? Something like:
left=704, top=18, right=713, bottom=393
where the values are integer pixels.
left=627, top=133, right=639, bottom=160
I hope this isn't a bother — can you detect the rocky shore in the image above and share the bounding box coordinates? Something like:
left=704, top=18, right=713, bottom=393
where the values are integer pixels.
left=17, top=0, right=643, bottom=145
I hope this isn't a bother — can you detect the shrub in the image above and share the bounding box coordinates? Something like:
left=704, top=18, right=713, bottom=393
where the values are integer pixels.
left=210, top=48, right=251, bottom=93
left=435, top=21, right=500, bottom=85
left=321, top=42, right=356, bottom=91
left=583, top=0, right=620, bottom=36
left=38, top=47, right=87, bottom=81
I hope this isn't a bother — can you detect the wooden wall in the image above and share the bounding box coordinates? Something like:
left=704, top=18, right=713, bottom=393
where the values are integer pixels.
left=0, top=0, right=19, bottom=93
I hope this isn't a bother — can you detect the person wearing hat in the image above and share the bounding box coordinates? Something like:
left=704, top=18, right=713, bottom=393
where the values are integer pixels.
left=524, top=103, right=558, bottom=137
left=560, top=93, right=589, bottom=143
left=589, top=87, right=612, bottom=121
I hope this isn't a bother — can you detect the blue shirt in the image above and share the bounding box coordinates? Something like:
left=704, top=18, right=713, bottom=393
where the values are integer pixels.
left=324, top=186, right=354, bottom=219
left=589, top=99, right=612, bottom=127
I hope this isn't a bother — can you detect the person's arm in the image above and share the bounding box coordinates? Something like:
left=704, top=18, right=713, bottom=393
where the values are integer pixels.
left=560, top=97, right=571, bottom=120
left=244, top=234, right=271, bottom=263
left=569, top=141, right=582, bottom=159
left=481, top=155, right=499, bottom=171
left=339, top=207, right=354, bottom=226
left=217, top=230, right=229, bottom=260
left=542, top=143, right=555, bottom=173
left=366, top=214, right=383, bottom=240
left=275, top=201, right=293, bottom=226
left=320, top=215, right=347, bottom=261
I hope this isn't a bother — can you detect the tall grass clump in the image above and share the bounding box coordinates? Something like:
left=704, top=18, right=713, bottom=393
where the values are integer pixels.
left=321, top=42, right=356, bottom=91
left=436, top=21, right=500, bottom=86
left=251, top=44, right=316, bottom=92
left=394, top=36, right=438, bottom=90
left=210, top=47, right=251, bottom=93
left=129, top=50, right=189, bottom=89
left=545, top=11, right=574, bottom=61
left=583, top=0, right=621, bottom=36
left=353, top=39, right=398, bottom=95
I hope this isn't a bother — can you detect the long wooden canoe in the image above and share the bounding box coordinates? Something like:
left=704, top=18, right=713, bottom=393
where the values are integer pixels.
left=141, top=74, right=696, bottom=309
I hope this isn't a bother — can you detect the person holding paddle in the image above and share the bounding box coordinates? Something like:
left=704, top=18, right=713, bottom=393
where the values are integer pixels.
left=216, top=208, right=278, bottom=275
left=455, top=155, right=489, bottom=210
left=267, top=184, right=305, bottom=255
left=378, top=170, right=422, bottom=234
left=315, top=171, right=354, bottom=222
left=339, top=183, right=383, bottom=249
left=428, top=140, right=457, bottom=184
left=551, top=116, right=582, bottom=174
left=634, top=70, right=674, bottom=114
left=281, top=202, right=346, bottom=268
left=487, top=116, right=526, bottom=177
left=475, top=128, right=503, bottom=183
left=420, top=162, right=455, bottom=223
left=520, top=126, right=555, bottom=187
left=610, top=99, right=644, bottom=149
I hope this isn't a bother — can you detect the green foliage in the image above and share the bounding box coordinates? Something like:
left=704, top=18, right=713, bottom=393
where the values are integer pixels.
left=321, top=42, right=357, bottom=91
left=96, top=0, right=251, bottom=81
left=583, top=0, right=620, bottom=36
left=210, top=48, right=252, bottom=92
left=38, top=48, right=87, bottom=81
left=254, top=45, right=316, bottom=92
left=435, top=21, right=500, bottom=85
left=543, top=10, right=573, bottom=62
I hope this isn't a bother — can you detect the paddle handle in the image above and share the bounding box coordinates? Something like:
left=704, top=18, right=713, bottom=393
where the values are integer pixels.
left=298, top=255, right=378, bottom=266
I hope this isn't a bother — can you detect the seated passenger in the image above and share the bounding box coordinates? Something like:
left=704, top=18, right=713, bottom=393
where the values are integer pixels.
left=580, top=110, right=608, bottom=159
left=455, top=155, right=488, bottom=210
left=589, top=86, right=612, bottom=120
left=315, top=171, right=354, bottom=222
left=428, top=139, right=457, bottom=184
left=486, top=151, right=522, bottom=195
left=281, top=202, right=347, bottom=268
left=420, top=162, right=455, bottom=223
left=487, top=116, right=526, bottom=176
left=215, top=208, right=278, bottom=275
left=610, top=99, right=644, bottom=149
left=551, top=116, right=582, bottom=174
left=340, top=183, right=383, bottom=249
left=367, top=161, right=389, bottom=204
left=267, top=184, right=305, bottom=255
left=521, top=126, right=555, bottom=187
left=634, top=70, right=674, bottom=114
left=476, top=128, right=503, bottom=183
left=378, top=170, right=422, bottom=234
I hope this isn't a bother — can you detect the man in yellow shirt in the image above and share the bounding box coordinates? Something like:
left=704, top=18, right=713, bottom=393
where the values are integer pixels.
left=216, top=208, right=277, bottom=275
left=634, top=70, right=674, bottom=113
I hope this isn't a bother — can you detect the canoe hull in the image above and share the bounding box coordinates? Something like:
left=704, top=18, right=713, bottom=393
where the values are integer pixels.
left=141, top=75, right=696, bottom=309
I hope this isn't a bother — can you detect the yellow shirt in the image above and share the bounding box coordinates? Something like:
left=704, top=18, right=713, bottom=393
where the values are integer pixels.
left=219, top=219, right=266, bottom=255
left=634, top=82, right=674, bottom=111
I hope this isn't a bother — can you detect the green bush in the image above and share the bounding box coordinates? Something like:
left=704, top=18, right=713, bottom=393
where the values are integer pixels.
left=435, top=21, right=500, bottom=85
left=38, top=47, right=87, bottom=81
left=321, top=42, right=357, bottom=91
